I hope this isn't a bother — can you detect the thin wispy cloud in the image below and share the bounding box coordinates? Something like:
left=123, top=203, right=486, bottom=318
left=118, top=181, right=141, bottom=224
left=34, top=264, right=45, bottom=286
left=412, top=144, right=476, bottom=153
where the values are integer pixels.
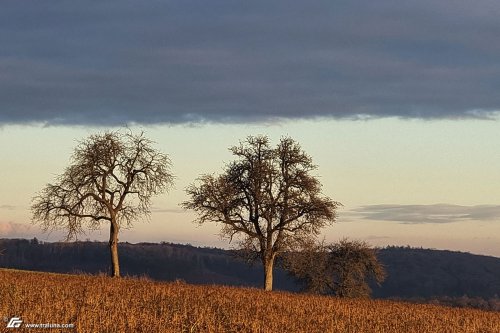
left=1, top=1, right=500, bottom=126
left=364, top=235, right=391, bottom=241
left=151, top=207, right=187, bottom=214
left=350, top=204, right=500, bottom=224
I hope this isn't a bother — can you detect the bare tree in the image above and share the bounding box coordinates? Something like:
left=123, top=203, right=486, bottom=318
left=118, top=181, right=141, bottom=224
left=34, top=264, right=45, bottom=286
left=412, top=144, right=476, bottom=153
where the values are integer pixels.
left=31, top=131, right=173, bottom=277
left=183, top=135, right=340, bottom=291
left=285, top=238, right=386, bottom=297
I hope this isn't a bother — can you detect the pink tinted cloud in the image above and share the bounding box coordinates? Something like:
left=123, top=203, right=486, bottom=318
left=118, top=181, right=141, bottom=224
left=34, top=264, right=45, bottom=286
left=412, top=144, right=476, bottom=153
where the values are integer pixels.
left=0, top=221, right=32, bottom=237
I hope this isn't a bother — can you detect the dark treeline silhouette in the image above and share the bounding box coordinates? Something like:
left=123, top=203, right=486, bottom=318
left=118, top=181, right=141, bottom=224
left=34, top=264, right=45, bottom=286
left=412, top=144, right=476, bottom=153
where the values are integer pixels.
left=1, top=239, right=499, bottom=310
left=375, top=246, right=500, bottom=300
left=0, top=238, right=295, bottom=289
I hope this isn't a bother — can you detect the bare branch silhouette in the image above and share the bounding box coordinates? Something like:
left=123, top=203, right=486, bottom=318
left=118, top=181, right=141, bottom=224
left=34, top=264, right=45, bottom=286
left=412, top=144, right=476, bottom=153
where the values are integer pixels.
left=32, top=130, right=174, bottom=277
left=183, top=135, right=340, bottom=290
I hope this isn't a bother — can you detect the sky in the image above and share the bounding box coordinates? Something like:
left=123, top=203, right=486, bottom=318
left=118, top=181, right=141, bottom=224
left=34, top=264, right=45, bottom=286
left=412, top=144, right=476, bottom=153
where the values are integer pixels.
left=1, top=1, right=499, bottom=257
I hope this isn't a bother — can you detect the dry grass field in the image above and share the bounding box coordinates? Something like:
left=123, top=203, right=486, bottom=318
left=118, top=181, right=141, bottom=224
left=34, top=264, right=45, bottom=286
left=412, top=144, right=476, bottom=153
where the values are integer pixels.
left=0, top=269, right=499, bottom=333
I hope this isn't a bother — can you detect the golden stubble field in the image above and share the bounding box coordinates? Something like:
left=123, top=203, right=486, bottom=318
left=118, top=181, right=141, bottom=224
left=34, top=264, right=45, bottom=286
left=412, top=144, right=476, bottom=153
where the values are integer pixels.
left=0, top=269, right=498, bottom=333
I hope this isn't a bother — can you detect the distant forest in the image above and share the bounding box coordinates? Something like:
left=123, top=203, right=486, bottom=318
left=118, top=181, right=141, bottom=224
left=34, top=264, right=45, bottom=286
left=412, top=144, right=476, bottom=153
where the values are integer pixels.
left=1, top=238, right=499, bottom=311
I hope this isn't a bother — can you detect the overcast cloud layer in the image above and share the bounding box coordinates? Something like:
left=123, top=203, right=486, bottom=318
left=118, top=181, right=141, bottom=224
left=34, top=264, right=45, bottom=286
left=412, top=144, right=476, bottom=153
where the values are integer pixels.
left=2, top=1, right=500, bottom=125
left=352, top=204, right=500, bottom=224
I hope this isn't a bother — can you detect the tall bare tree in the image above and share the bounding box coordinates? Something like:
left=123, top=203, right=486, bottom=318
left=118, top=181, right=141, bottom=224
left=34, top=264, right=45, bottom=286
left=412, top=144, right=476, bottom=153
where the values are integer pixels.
left=183, top=136, right=340, bottom=291
left=32, top=131, right=173, bottom=277
left=285, top=238, right=386, bottom=297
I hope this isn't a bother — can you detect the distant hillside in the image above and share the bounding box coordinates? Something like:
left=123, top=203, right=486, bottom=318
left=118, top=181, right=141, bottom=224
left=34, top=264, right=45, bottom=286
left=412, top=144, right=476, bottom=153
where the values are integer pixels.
left=0, top=238, right=296, bottom=291
left=376, top=246, right=500, bottom=299
left=1, top=238, right=499, bottom=304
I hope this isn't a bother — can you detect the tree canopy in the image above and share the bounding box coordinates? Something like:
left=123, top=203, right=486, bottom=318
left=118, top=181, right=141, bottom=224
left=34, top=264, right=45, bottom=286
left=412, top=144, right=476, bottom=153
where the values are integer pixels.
left=31, top=130, right=173, bottom=277
left=285, top=238, right=386, bottom=297
left=183, top=135, right=340, bottom=290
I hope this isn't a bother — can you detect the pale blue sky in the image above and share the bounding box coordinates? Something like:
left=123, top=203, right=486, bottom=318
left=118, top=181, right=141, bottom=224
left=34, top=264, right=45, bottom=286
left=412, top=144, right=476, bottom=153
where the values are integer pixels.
left=1, top=119, right=499, bottom=256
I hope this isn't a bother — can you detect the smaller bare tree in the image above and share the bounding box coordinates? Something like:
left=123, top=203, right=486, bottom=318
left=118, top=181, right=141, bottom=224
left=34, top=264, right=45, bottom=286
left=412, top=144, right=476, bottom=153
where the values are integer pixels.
left=183, top=135, right=340, bottom=291
left=285, top=238, right=386, bottom=297
left=31, top=130, right=174, bottom=277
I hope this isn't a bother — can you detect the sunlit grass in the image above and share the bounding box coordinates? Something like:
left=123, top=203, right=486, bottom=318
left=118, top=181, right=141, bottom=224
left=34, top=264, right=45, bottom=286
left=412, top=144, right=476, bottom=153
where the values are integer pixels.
left=0, top=269, right=498, bottom=333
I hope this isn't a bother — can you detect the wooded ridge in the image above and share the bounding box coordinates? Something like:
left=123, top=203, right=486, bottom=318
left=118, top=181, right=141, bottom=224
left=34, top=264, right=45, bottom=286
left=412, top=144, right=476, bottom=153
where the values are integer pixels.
left=1, top=238, right=499, bottom=310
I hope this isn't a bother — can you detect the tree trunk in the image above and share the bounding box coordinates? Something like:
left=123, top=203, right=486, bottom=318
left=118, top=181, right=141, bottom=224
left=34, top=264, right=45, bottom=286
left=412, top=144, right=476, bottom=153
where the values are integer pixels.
left=109, top=220, right=120, bottom=277
left=263, top=254, right=275, bottom=291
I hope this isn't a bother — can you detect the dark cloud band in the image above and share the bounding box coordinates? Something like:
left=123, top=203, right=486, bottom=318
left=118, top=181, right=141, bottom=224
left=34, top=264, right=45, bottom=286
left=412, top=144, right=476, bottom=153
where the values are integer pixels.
left=1, top=1, right=500, bottom=125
